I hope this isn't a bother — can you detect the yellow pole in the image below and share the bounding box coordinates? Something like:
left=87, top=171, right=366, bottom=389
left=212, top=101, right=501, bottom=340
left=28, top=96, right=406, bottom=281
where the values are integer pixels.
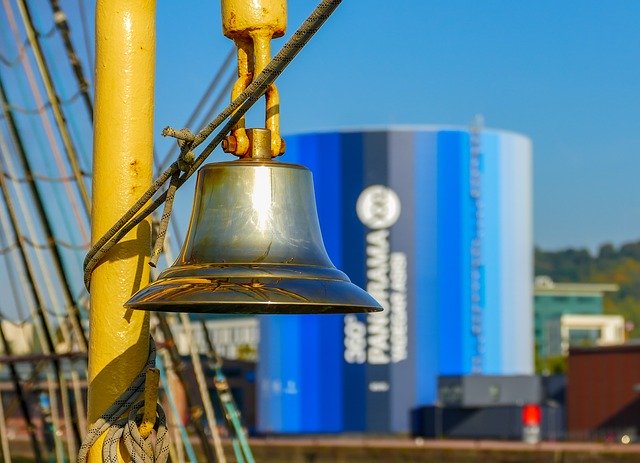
left=87, top=1, right=155, bottom=461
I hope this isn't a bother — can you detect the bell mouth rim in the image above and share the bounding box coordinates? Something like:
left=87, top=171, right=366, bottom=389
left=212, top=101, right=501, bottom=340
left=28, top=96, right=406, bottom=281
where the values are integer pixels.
left=125, top=300, right=383, bottom=314
left=125, top=275, right=383, bottom=314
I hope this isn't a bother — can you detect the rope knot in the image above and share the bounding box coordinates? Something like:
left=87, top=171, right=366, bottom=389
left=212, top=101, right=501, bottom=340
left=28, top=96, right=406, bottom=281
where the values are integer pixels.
left=77, top=339, right=169, bottom=463
left=176, top=140, right=196, bottom=173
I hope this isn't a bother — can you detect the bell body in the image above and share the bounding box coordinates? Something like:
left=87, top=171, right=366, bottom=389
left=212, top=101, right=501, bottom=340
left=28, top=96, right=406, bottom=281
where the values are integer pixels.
left=126, top=160, right=382, bottom=314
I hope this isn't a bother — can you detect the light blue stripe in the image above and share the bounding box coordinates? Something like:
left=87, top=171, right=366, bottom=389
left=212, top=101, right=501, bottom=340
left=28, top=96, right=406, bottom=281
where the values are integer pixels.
left=499, top=133, right=534, bottom=374
left=480, top=132, right=502, bottom=373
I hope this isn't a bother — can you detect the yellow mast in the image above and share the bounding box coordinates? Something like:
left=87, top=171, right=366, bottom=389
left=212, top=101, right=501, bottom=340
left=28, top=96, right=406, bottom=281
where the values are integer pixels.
left=87, top=1, right=155, bottom=461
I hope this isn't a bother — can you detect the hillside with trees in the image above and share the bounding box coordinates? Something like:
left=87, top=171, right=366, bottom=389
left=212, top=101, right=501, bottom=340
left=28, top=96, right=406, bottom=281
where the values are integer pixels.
left=535, top=241, right=640, bottom=338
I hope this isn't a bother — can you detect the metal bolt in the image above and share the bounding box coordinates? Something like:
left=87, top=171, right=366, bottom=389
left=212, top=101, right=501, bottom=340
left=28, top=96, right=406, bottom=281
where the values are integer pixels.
left=222, top=135, right=238, bottom=153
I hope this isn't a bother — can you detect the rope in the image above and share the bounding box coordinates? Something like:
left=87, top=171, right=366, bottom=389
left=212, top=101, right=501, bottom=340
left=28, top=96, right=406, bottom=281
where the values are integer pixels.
left=77, top=0, right=94, bottom=88
left=149, top=169, right=181, bottom=267
left=180, top=313, right=227, bottom=462
left=156, top=48, right=235, bottom=171
left=2, top=170, right=91, bottom=183
left=4, top=90, right=82, bottom=114
left=1, top=0, right=90, bottom=242
left=155, top=342, right=198, bottom=463
left=20, top=234, right=89, bottom=251
left=83, top=0, right=343, bottom=290
left=0, top=48, right=91, bottom=263
left=0, top=241, right=18, bottom=254
left=77, top=340, right=170, bottom=463
left=0, top=37, right=30, bottom=67
left=0, top=25, right=56, bottom=66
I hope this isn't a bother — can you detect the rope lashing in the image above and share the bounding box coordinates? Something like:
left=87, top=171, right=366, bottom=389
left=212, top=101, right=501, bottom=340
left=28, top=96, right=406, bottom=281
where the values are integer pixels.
left=83, top=0, right=343, bottom=290
left=77, top=339, right=169, bottom=463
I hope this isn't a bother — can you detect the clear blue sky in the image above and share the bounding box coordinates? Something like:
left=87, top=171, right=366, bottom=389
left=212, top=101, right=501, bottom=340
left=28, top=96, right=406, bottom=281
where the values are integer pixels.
left=149, top=1, right=640, bottom=252
left=5, top=0, right=640, bottom=254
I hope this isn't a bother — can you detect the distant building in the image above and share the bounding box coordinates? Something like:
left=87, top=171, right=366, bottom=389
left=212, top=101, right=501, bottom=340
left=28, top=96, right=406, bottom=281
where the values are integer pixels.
left=176, top=315, right=258, bottom=361
left=534, top=276, right=619, bottom=358
left=0, top=320, right=36, bottom=355
left=568, top=343, right=640, bottom=441
left=259, top=126, right=533, bottom=434
left=546, top=314, right=625, bottom=356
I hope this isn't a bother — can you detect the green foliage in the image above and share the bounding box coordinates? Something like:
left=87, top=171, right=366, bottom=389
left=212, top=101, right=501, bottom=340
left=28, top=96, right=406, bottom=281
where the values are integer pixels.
left=535, top=354, right=567, bottom=375
left=536, top=241, right=640, bottom=337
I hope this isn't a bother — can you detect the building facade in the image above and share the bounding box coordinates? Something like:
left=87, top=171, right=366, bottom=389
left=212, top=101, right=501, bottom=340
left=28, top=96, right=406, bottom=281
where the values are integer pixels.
left=533, top=276, right=619, bottom=358
left=257, top=127, right=533, bottom=433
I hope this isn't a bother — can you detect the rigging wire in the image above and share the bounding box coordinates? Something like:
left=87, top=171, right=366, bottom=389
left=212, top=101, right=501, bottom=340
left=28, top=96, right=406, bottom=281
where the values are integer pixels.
left=0, top=241, right=18, bottom=254
left=2, top=170, right=91, bottom=183
left=6, top=0, right=92, bottom=218
left=0, top=195, right=43, bottom=342
left=159, top=237, right=227, bottom=461
left=153, top=320, right=199, bottom=463
left=32, top=2, right=93, bottom=171
left=0, top=219, right=29, bottom=323
left=21, top=234, right=89, bottom=251
left=0, top=315, right=44, bottom=463
left=0, top=182, right=66, bottom=463
left=48, top=0, right=93, bottom=118
left=157, top=47, right=235, bottom=171
left=0, top=23, right=55, bottom=68
left=0, top=81, right=88, bottom=351
left=3, top=89, right=82, bottom=114
left=77, top=0, right=94, bottom=89
left=0, top=142, right=82, bottom=459
left=0, top=126, right=90, bottom=454
left=0, top=134, right=69, bottom=347
left=0, top=120, right=81, bottom=352
left=0, top=66, right=89, bottom=270
left=0, top=4, right=90, bottom=242
left=0, top=36, right=30, bottom=68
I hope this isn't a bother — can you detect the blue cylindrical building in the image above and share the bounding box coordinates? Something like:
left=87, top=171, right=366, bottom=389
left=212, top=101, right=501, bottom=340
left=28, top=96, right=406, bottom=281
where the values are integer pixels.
left=257, top=126, right=533, bottom=434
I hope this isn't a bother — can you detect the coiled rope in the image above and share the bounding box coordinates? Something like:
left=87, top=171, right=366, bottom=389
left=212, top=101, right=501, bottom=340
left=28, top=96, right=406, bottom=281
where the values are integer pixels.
left=77, top=340, right=169, bottom=463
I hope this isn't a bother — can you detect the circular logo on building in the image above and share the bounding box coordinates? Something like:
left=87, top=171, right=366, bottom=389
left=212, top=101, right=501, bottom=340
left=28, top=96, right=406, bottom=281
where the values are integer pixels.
left=356, top=185, right=401, bottom=229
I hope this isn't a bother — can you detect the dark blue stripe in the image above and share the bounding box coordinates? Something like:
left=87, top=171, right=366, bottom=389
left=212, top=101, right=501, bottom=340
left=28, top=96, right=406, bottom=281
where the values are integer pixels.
left=363, top=131, right=391, bottom=433
left=341, top=132, right=367, bottom=432
left=388, top=130, right=417, bottom=431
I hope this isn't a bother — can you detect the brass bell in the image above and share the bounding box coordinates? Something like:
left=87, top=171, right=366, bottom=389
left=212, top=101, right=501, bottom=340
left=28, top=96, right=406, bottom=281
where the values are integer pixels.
left=126, top=129, right=381, bottom=314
